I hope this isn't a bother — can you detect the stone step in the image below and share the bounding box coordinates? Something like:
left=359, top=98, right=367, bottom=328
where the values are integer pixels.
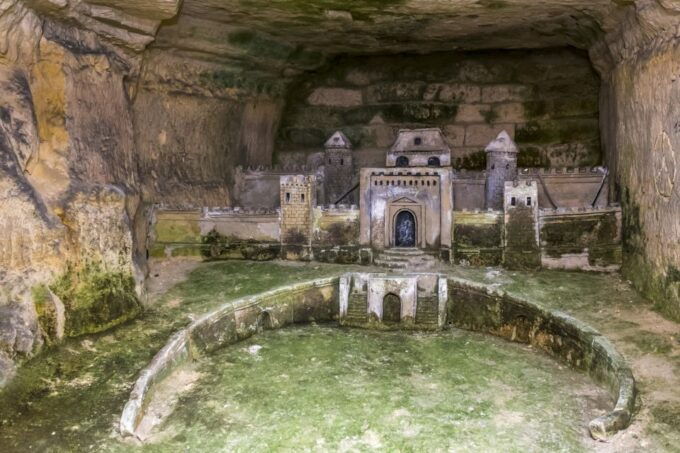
left=381, top=247, right=426, bottom=256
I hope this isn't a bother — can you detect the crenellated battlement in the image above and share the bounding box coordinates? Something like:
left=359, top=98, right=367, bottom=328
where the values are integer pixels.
left=519, top=166, right=606, bottom=176
left=203, top=207, right=280, bottom=217
left=538, top=204, right=621, bottom=216
left=318, top=204, right=359, bottom=212
left=235, top=164, right=313, bottom=175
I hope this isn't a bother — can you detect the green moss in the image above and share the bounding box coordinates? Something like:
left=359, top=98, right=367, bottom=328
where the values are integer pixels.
left=50, top=262, right=140, bottom=338
left=515, top=119, right=599, bottom=144
left=148, top=326, right=592, bottom=452
left=453, top=149, right=486, bottom=170
left=381, top=102, right=458, bottom=123
left=517, top=146, right=550, bottom=167
left=32, top=284, right=57, bottom=343
left=227, top=30, right=293, bottom=60
left=201, top=229, right=280, bottom=261
left=482, top=108, right=499, bottom=124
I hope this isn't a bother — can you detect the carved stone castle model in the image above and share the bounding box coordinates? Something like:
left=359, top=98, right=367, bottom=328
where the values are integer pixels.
left=154, top=127, right=621, bottom=272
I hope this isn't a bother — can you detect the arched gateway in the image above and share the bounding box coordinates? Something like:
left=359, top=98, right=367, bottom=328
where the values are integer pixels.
left=395, top=210, right=416, bottom=247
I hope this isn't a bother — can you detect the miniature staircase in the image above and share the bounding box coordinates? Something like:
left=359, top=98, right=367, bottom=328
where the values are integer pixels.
left=373, top=248, right=437, bottom=270
left=415, top=295, right=440, bottom=326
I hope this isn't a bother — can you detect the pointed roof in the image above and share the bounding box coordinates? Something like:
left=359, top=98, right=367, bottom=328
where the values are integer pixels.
left=324, top=131, right=352, bottom=149
left=485, top=130, right=518, bottom=153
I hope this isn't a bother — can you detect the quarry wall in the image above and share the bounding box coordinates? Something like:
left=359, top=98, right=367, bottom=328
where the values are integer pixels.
left=276, top=49, right=601, bottom=170
left=594, top=6, right=680, bottom=321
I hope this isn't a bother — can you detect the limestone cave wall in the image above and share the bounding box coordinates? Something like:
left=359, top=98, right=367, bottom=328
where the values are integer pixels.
left=599, top=42, right=680, bottom=321
left=276, top=49, right=602, bottom=170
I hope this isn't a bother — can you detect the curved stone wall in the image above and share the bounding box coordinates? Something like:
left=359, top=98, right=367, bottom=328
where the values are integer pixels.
left=446, top=277, right=636, bottom=440
left=119, top=277, right=338, bottom=437
left=119, top=274, right=635, bottom=441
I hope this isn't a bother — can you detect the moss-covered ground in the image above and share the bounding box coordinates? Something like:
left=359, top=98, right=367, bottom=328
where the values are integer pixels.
left=0, top=260, right=678, bottom=452
left=133, top=326, right=606, bottom=452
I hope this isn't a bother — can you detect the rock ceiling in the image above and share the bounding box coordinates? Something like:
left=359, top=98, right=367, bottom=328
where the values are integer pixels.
left=10, top=0, right=679, bottom=90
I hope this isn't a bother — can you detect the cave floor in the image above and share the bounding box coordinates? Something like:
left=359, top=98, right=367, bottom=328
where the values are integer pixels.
left=0, top=259, right=678, bottom=452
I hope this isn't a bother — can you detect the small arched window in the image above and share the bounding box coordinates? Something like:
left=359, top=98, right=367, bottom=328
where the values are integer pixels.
left=285, top=192, right=291, bottom=203
left=427, top=157, right=441, bottom=167
left=340, top=158, right=344, bottom=166
left=396, top=156, right=409, bottom=167
left=414, top=137, right=422, bottom=146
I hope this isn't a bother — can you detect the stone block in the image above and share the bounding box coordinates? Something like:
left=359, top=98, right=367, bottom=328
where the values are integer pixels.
left=456, top=104, right=490, bottom=123
left=443, top=125, right=465, bottom=147
left=424, top=83, right=481, bottom=103
left=481, top=84, right=530, bottom=103
left=307, top=88, right=363, bottom=107
left=365, top=82, right=426, bottom=103
left=464, top=124, right=515, bottom=147
left=493, top=102, right=525, bottom=123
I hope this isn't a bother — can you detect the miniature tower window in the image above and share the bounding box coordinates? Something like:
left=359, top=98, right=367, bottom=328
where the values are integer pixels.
left=414, top=137, right=422, bottom=146
left=396, top=156, right=409, bottom=167
left=511, top=197, right=516, bottom=206
left=286, top=192, right=291, bottom=203
left=428, top=157, right=441, bottom=167
left=526, top=196, right=532, bottom=206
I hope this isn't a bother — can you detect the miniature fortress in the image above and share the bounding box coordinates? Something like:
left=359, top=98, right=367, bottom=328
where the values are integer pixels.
left=153, top=128, right=621, bottom=271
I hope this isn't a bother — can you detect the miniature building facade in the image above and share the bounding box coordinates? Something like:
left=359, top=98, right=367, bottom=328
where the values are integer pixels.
left=153, top=127, right=622, bottom=271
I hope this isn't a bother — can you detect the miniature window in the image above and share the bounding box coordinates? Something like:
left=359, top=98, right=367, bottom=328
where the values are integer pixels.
left=285, top=192, right=291, bottom=203
left=427, top=157, right=441, bottom=167
left=396, top=156, right=409, bottom=167
left=328, top=158, right=332, bottom=164
left=491, top=164, right=495, bottom=170
left=301, top=193, right=305, bottom=202
left=414, top=137, right=422, bottom=145
left=340, top=158, right=344, bottom=166
left=511, top=197, right=516, bottom=206
left=426, top=181, right=430, bottom=186
left=526, top=197, right=532, bottom=206
left=506, top=163, right=510, bottom=169
left=433, top=180, right=437, bottom=186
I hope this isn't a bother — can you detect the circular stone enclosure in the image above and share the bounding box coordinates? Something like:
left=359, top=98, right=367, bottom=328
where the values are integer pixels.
left=120, top=275, right=635, bottom=442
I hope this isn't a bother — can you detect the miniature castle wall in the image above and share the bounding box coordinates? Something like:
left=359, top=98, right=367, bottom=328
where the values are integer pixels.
left=538, top=206, right=622, bottom=271
left=452, top=210, right=503, bottom=266
left=518, top=167, right=609, bottom=208
left=233, top=165, right=321, bottom=209
left=150, top=207, right=280, bottom=259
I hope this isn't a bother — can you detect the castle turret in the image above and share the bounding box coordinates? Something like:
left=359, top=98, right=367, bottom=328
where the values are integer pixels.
left=280, top=175, right=316, bottom=260
left=485, top=131, right=518, bottom=210
left=324, top=131, right=354, bottom=204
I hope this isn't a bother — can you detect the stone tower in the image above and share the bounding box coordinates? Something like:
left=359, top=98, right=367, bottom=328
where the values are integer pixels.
left=324, top=131, right=354, bottom=204
left=485, top=131, right=519, bottom=210
left=503, top=180, right=540, bottom=270
left=280, top=175, right=316, bottom=260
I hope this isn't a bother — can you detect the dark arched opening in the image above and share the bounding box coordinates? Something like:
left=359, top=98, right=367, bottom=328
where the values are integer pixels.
left=257, top=311, right=273, bottom=332
left=427, top=156, right=441, bottom=167
left=383, top=293, right=401, bottom=323
left=396, top=156, right=409, bottom=167
left=395, top=210, right=416, bottom=247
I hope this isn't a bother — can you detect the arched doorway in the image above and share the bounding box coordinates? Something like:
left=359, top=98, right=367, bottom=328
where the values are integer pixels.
left=383, top=293, right=401, bottom=323
left=257, top=311, right=273, bottom=333
left=394, top=210, right=416, bottom=247
left=396, top=156, right=409, bottom=167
